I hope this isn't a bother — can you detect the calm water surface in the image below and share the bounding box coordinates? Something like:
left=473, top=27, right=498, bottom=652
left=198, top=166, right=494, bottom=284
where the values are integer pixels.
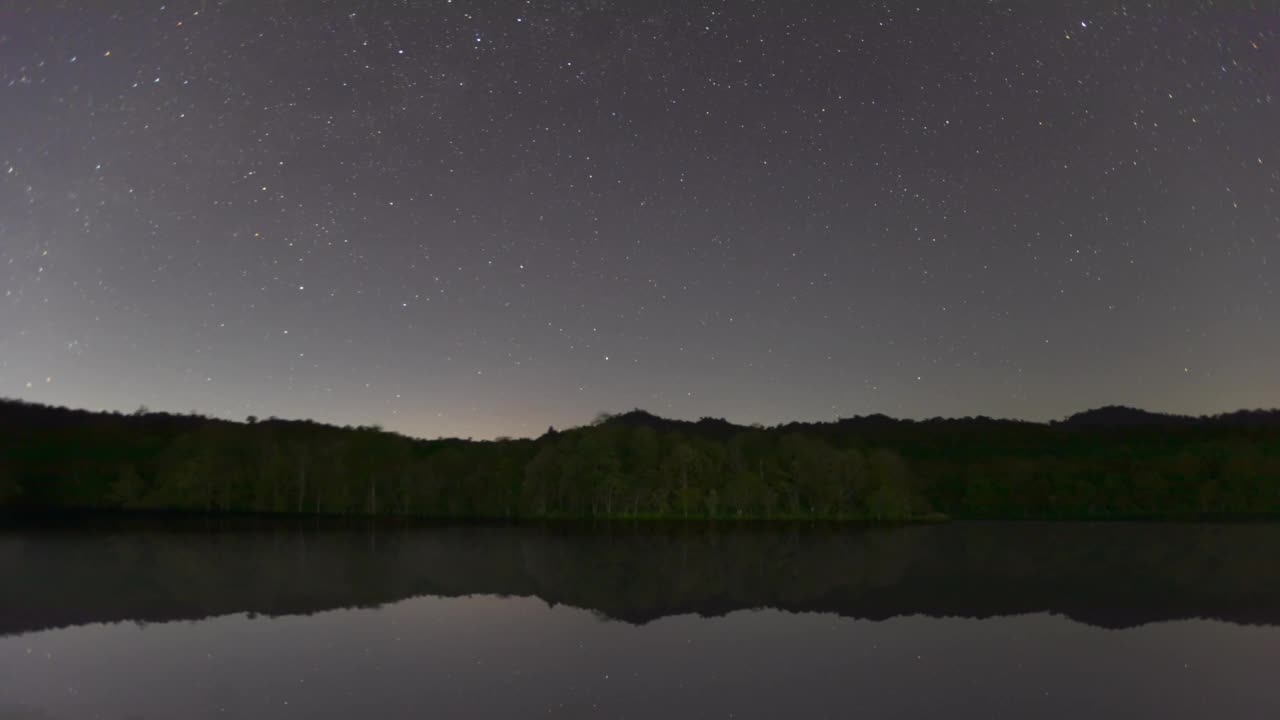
left=2, top=522, right=1280, bottom=719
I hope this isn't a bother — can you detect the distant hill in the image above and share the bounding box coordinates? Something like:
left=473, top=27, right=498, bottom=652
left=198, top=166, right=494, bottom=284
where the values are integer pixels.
left=597, top=409, right=745, bottom=439
left=597, top=404, right=1280, bottom=437
left=6, top=398, right=1280, bottom=441
left=1056, top=405, right=1280, bottom=429
left=1056, top=405, right=1196, bottom=428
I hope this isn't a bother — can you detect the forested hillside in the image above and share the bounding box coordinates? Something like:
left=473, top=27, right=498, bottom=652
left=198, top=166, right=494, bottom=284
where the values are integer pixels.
left=3, top=400, right=1280, bottom=520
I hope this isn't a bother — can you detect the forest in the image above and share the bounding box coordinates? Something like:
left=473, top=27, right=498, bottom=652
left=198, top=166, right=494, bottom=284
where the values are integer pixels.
left=2, top=399, right=1280, bottom=521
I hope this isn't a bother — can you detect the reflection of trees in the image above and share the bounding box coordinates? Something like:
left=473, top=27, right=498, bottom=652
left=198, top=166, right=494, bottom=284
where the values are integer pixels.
left=5, top=522, right=1280, bottom=636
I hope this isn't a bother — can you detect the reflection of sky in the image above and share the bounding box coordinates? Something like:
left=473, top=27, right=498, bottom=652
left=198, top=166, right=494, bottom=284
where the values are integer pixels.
left=1, top=597, right=1277, bottom=719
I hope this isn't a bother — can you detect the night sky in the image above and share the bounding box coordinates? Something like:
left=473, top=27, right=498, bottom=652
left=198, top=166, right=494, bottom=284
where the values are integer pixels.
left=1, top=2, right=1277, bottom=439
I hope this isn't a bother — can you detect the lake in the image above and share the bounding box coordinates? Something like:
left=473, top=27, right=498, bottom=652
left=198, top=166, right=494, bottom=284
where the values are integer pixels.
left=2, top=521, right=1280, bottom=718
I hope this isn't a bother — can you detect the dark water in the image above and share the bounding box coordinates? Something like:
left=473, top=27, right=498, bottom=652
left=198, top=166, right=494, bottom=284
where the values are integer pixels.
left=3, top=521, right=1280, bottom=719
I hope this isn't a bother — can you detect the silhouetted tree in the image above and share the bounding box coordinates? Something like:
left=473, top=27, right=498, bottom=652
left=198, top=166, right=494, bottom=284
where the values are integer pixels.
left=3, top=398, right=1279, bottom=521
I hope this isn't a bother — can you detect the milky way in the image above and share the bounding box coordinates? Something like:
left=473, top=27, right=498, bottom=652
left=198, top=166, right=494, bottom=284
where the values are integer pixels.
left=1, top=2, right=1277, bottom=438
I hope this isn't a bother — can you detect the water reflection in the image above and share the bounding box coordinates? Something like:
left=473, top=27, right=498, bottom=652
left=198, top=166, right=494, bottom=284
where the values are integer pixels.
left=3, top=595, right=1280, bottom=719
left=4, top=522, right=1280, bottom=718
left=4, top=521, right=1280, bottom=635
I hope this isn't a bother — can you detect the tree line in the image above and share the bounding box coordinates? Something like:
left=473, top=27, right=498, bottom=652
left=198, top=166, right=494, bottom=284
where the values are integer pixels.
left=3, top=400, right=1279, bottom=520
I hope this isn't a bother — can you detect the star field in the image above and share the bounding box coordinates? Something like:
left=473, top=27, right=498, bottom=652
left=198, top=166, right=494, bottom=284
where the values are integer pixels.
left=1, top=1, right=1277, bottom=439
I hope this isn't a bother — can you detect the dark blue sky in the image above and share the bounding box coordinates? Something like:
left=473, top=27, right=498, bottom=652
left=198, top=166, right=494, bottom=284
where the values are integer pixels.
left=1, top=2, right=1277, bottom=438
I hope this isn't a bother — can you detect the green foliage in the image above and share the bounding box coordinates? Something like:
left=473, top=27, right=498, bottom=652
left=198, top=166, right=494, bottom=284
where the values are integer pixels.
left=0, top=464, right=20, bottom=507
left=110, top=466, right=144, bottom=508
left=2, top=400, right=1279, bottom=521
left=866, top=449, right=915, bottom=520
